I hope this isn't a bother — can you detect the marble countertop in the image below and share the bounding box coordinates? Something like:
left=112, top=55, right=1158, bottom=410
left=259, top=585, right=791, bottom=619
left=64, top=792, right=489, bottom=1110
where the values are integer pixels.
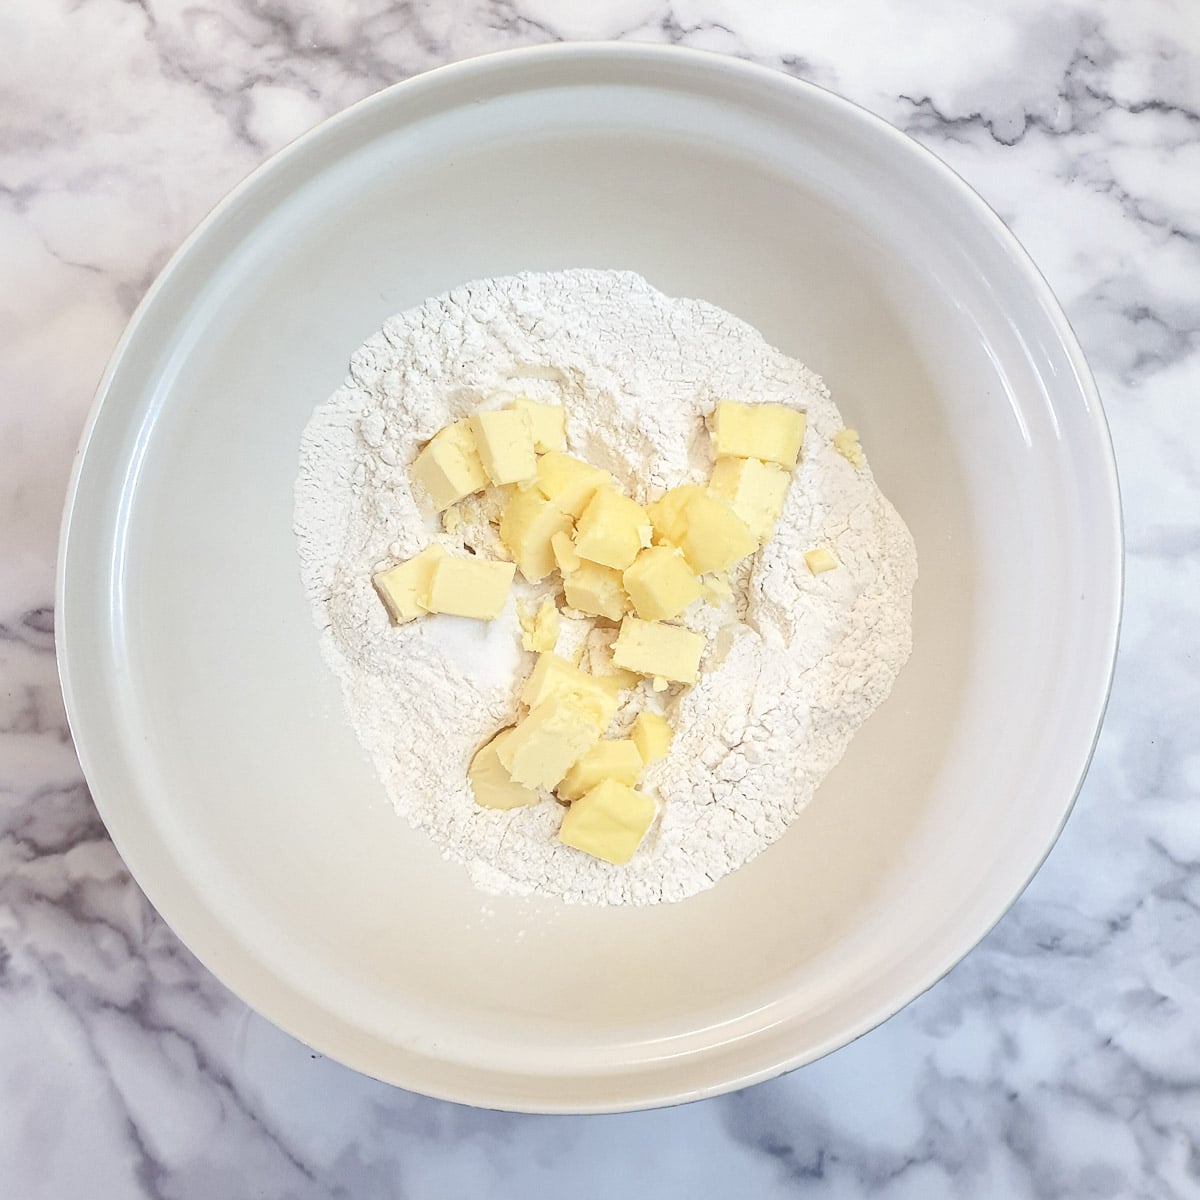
left=3, top=1, right=1198, bottom=1195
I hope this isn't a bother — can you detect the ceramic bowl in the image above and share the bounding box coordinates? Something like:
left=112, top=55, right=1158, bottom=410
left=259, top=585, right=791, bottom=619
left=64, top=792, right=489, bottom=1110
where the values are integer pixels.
left=58, top=44, right=1122, bottom=1112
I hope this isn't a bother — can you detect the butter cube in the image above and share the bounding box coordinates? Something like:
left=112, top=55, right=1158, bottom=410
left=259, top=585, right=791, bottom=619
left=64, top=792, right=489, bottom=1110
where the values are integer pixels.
left=630, top=711, right=673, bottom=764
left=499, top=488, right=574, bottom=582
left=521, top=652, right=618, bottom=729
left=832, top=428, right=865, bottom=468
left=511, top=399, right=567, bottom=453
left=646, top=484, right=705, bottom=547
left=700, top=572, right=733, bottom=605
left=596, top=668, right=641, bottom=694
left=410, top=420, right=488, bottom=512
left=551, top=529, right=581, bottom=575
left=712, top=401, right=806, bottom=467
left=612, top=617, right=705, bottom=684
left=558, top=779, right=656, bottom=865
left=557, top=738, right=644, bottom=801
left=469, top=729, right=540, bottom=810
left=372, top=545, right=445, bottom=624
left=573, top=486, right=650, bottom=570
left=563, top=560, right=630, bottom=621
left=804, top=547, right=838, bottom=575
left=708, top=456, right=791, bottom=543
left=469, top=409, right=537, bottom=486
left=534, top=451, right=611, bottom=519
left=518, top=597, right=559, bottom=653
left=675, top=491, right=758, bottom=575
left=498, top=696, right=604, bottom=789
left=623, top=546, right=702, bottom=621
left=424, top=555, right=515, bottom=619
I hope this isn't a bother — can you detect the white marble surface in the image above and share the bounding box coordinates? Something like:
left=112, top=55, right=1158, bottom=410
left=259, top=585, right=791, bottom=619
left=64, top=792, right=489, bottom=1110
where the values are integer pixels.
left=2, top=0, right=1198, bottom=1194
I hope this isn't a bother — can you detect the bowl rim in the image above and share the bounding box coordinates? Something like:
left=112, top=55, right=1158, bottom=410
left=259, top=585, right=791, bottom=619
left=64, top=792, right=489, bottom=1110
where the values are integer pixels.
left=57, top=40, right=1124, bottom=1113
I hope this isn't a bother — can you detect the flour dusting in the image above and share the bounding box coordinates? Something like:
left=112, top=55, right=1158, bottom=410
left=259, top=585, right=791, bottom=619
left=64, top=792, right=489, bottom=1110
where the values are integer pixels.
left=294, top=270, right=916, bottom=904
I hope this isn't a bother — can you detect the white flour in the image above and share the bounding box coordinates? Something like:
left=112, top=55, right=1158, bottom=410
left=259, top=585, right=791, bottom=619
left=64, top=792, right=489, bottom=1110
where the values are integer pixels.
left=294, top=270, right=917, bottom=905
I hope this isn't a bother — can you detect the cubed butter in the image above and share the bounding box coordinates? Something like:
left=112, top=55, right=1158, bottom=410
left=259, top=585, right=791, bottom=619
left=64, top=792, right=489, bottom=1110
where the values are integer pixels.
left=623, top=546, right=702, bottom=621
left=708, top=456, right=791, bottom=543
left=804, top=547, right=838, bottom=575
left=469, top=409, right=537, bottom=486
left=630, top=711, right=673, bottom=764
left=410, top=420, right=488, bottom=511
left=832, top=428, right=865, bottom=468
left=558, top=779, right=656, bottom=865
left=441, top=507, right=462, bottom=535
left=498, top=696, right=604, bottom=789
left=521, top=652, right=619, bottom=729
left=712, top=401, right=806, bottom=467
left=518, top=597, right=559, bottom=653
left=557, top=738, right=644, bottom=802
left=511, top=398, right=567, bottom=453
left=550, top=529, right=581, bottom=575
left=499, top=487, right=574, bottom=582
left=469, top=729, right=540, bottom=810
left=573, top=486, right=650, bottom=570
left=700, top=572, right=733, bottom=605
left=595, top=668, right=641, bottom=694
left=534, top=451, right=611, bottom=519
left=563, top=560, right=630, bottom=621
left=612, top=617, right=705, bottom=685
left=674, top=490, right=758, bottom=574
left=646, top=484, right=705, bottom=547
left=423, top=555, right=515, bottom=619
left=372, top=545, right=445, bottom=624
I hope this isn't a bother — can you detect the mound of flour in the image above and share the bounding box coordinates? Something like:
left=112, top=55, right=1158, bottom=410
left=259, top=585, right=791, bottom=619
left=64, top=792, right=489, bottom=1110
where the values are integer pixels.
left=294, top=270, right=916, bottom=905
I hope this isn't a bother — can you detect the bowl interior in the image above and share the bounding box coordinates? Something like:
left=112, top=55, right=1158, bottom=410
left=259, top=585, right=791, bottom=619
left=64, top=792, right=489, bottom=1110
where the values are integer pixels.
left=60, top=47, right=1120, bottom=1111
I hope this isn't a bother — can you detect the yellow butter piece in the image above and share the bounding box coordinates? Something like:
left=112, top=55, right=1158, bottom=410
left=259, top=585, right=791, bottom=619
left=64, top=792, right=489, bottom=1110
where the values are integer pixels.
left=712, top=401, right=806, bottom=467
left=551, top=529, right=581, bottom=575
left=652, top=676, right=669, bottom=692
left=372, top=545, right=446, bottom=624
left=597, top=667, right=641, bottom=693
left=677, top=490, right=758, bottom=575
left=469, top=729, right=540, bottom=810
left=521, top=652, right=619, bottom=729
left=558, top=779, right=656, bottom=865
left=573, top=486, right=650, bottom=571
left=630, top=711, right=673, bottom=764
left=518, top=597, right=560, bottom=653
left=804, top=547, right=838, bottom=575
left=511, top=398, right=567, bottom=453
left=612, top=617, right=705, bottom=684
left=557, top=738, right=644, bottom=802
left=646, top=484, right=705, bottom=547
left=424, top=555, right=515, bottom=619
left=700, top=572, right=733, bottom=605
left=623, top=546, right=702, bottom=621
left=441, top=507, right=462, bottom=535
left=499, top=487, right=574, bottom=582
left=647, top=485, right=756, bottom=573
left=469, top=409, right=537, bottom=486
left=833, top=428, right=865, bottom=468
left=708, top=456, right=791, bottom=543
left=534, top=451, right=612, bottom=519
left=410, top=420, right=489, bottom=512
left=563, top=560, right=631, bottom=621
left=498, top=696, right=604, bottom=789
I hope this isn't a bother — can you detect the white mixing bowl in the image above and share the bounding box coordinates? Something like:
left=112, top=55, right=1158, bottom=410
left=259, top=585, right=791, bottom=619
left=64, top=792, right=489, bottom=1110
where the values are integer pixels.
left=58, top=44, right=1122, bottom=1112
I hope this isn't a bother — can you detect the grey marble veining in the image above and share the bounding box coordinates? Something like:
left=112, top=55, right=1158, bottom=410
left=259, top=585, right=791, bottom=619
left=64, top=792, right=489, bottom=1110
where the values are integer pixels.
left=2, top=1, right=1198, bottom=1196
